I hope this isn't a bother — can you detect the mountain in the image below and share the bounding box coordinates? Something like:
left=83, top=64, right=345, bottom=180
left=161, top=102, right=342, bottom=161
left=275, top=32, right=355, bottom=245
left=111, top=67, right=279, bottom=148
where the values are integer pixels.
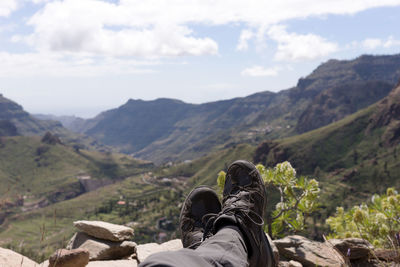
left=0, top=94, right=65, bottom=136
left=253, top=81, right=400, bottom=218
left=71, top=54, right=400, bottom=164
left=33, top=114, right=87, bottom=132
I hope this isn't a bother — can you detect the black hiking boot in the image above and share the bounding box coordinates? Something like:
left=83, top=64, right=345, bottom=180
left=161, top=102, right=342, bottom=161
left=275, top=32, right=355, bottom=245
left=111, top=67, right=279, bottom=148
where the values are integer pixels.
left=179, top=186, right=221, bottom=249
left=208, top=160, right=275, bottom=267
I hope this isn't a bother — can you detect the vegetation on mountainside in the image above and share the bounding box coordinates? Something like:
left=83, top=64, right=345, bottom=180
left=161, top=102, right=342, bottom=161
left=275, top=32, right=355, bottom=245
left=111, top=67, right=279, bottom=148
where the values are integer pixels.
left=0, top=134, right=154, bottom=262
left=217, top=162, right=320, bottom=239
left=0, top=135, right=151, bottom=200
left=327, top=187, right=400, bottom=249
left=254, top=82, right=400, bottom=226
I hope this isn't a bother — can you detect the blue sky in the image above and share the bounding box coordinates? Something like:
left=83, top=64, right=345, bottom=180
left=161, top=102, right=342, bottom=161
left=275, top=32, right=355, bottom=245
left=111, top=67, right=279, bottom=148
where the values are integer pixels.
left=0, top=0, right=400, bottom=118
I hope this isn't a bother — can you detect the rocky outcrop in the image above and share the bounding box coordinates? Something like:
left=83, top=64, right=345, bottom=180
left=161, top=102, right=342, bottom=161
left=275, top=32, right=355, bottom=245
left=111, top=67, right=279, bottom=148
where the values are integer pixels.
left=73, top=220, right=134, bottom=241
left=49, top=248, right=89, bottom=267
left=375, top=249, right=400, bottom=263
left=274, top=235, right=346, bottom=267
left=67, top=232, right=136, bottom=261
left=0, top=247, right=39, bottom=267
left=328, top=238, right=373, bottom=260
left=9, top=219, right=400, bottom=267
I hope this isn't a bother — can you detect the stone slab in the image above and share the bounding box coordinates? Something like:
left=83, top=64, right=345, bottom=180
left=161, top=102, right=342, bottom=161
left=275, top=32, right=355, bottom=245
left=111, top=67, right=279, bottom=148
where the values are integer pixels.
left=74, top=220, right=134, bottom=242
left=0, top=247, right=39, bottom=267
left=67, top=232, right=136, bottom=261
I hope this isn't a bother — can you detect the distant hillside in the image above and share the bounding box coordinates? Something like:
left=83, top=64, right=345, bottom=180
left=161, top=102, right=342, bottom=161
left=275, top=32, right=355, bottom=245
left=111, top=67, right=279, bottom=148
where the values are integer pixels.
left=0, top=135, right=152, bottom=224
left=33, top=114, right=86, bottom=132
left=0, top=94, right=65, bottom=136
left=70, top=54, right=400, bottom=164
left=0, top=134, right=154, bottom=259
left=254, top=81, right=400, bottom=217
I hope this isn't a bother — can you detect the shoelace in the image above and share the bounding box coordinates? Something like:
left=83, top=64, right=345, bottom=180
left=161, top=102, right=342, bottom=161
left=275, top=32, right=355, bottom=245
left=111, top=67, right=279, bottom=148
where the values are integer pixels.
left=201, top=212, right=219, bottom=242
left=201, top=190, right=264, bottom=242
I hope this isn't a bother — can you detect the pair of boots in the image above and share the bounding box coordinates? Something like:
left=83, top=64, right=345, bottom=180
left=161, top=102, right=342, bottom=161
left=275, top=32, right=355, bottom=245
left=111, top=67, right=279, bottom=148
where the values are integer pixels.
left=179, top=160, right=275, bottom=267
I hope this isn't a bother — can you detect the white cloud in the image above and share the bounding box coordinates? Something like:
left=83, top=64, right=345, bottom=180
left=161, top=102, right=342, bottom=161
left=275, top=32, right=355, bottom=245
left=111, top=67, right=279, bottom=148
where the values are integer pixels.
left=4, top=0, right=400, bottom=78
left=241, top=66, right=281, bottom=77
left=0, top=0, right=17, bottom=17
left=18, top=0, right=400, bottom=58
left=362, top=36, right=400, bottom=49
left=362, top=38, right=383, bottom=49
left=21, top=0, right=218, bottom=58
left=267, top=25, right=338, bottom=61
left=31, top=0, right=51, bottom=3
left=0, top=51, right=158, bottom=77
left=237, top=30, right=254, bottom=51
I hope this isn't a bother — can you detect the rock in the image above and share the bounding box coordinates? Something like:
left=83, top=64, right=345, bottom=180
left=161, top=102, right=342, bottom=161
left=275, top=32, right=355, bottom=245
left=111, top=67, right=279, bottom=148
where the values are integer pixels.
left=48, top=248, right=89, bottom=267
left=327, top=238, right=373, bottom=260
left=40, top=260, right=49, bottom=267
left=266, top=233, right=280, bottom=265
left=274, top=235, right=345, bottom=267
left=67, top=232, right=136, bottom=261
left=278, top=261, right=303, bottom=267
left=288, top=260, right=303, bottom=267
left=86, top=259, right=138, bottom=267
left=73, top=220, right=134, bottom=241
left=375, top=249, right=400, bottom=262
left=0, top=247, right=39, bottom=267
left=136, top=239, right=183, bottom=263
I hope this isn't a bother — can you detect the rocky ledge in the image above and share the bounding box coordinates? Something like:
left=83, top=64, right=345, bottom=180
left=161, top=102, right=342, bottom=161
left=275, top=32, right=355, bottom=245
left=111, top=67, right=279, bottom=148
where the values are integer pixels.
left=1, top=220, right=399, bottom=267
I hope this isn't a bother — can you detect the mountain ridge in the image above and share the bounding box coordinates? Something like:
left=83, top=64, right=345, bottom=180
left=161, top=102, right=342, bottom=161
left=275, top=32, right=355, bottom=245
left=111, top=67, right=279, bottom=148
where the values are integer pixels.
left=64, top=54, right=400, bottom=164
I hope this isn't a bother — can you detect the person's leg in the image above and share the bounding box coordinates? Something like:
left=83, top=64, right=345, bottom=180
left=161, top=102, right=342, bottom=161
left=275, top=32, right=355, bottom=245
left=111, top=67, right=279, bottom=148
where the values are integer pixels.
left=139, top=248, right=211, bottom=267
left=194, top=225, right=248, bottom=267
left=139, top=225, right=247, bottom=267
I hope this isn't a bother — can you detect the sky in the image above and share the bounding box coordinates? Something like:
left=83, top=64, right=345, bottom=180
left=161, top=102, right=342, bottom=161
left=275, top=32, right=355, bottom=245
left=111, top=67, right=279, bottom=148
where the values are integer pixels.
left=0, top=0, right=400, bottom=118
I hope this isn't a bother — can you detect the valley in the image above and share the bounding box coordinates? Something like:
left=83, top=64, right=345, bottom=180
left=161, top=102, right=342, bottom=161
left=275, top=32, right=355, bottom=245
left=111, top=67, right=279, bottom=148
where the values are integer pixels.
left=1, top=53, right=400, bottom=262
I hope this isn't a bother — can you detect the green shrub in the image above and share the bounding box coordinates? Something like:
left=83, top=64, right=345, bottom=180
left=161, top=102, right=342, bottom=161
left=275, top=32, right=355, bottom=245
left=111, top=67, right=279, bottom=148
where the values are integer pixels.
left=326, top=187, right=400, bottom=248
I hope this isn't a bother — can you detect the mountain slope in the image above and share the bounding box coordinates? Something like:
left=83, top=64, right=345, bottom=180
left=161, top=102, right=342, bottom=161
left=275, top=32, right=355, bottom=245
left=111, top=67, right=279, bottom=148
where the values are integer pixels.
left=295, top=80, right=393, bottom=133
left=254, top=81, right=400, bottom=217
left=70, top=54, right=400, bottom=163
left=0, top=94, right=65, bottom=136
left=0, top=135, right=153, bottom=216
left=0, top=95, right=110, bottom=151
left=33, top=114, right=87, bottom=133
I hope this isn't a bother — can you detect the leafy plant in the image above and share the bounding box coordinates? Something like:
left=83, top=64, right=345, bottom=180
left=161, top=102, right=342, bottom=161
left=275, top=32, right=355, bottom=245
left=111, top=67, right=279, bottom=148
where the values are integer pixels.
left=217, top=161, right=320, bottom=239
left=326, top=187, right=400, bottom=248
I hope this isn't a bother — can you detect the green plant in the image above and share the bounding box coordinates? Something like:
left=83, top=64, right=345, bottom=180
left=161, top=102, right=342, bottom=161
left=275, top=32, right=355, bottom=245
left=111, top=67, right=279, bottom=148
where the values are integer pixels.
left=326, top=187, right=400, bottom=248
left=217, top=161, right=320, bottom=239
